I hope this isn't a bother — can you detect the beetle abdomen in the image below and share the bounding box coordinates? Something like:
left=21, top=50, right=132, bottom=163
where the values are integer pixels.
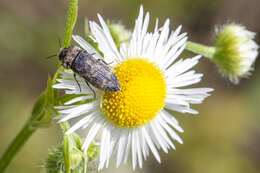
left=71, top=50, right=121, bottom=92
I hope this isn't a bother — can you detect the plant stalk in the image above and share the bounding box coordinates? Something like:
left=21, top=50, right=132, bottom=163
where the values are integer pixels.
left=0, top=122, right=36, bottom=173
left=62, top=0, right=78, bottom=48
left=0, top=0, right=78, bottom=172
left=186, top=41, right=216, bottom=59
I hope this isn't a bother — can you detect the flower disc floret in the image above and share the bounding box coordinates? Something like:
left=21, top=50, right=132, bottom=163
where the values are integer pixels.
left=102, top=59, right=166, bottom=128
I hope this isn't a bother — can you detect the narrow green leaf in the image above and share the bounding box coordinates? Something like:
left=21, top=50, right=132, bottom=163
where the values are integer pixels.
left=30, top=92, right=47, bottom=122
left=85, top=35, right=104, bottom=57
left=62, top=0, right=78, bottom=48
left=71, top=133, right=83, bottom=148
left=46, top=75, right=54, bottom=105
left=30, top=76, right=55, bottom=128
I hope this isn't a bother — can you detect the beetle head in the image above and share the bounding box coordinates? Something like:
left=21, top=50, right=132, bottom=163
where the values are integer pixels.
left=59, top=46, right=81, bottom=69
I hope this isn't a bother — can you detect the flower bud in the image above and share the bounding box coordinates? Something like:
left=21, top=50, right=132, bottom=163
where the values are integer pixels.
left=45, top=145, right=64, bottom=173
left=108, top=23, right=131, bottom=48
left=70, top=147, right=84, bottom=170
left=213, top=24, right=259, bottom=83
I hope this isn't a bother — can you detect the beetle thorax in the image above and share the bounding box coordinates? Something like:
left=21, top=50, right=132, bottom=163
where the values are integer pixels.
left=59, top=46, right=81, bottom=69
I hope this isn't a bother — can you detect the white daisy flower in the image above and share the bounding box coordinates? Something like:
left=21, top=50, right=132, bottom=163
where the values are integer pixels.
left=213, top=24, right=259, bottom=83
left=53, top=6, right=213, bottom=170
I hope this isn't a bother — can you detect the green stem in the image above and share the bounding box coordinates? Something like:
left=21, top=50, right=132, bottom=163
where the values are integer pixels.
left=62, top=0, right=78, bottom=48
left=0, top=122, right=36, bottom=173
left=0, top=0, right=79, bottom=171
left=61, top=122, right=71, bottom=173
left=186, top=41, right=216, bottom=59
left=61, top=0, right=78, bottom=171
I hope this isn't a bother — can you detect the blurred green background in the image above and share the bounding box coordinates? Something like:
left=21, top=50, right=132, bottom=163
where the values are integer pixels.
left=0, top=0, right=260, bottom=172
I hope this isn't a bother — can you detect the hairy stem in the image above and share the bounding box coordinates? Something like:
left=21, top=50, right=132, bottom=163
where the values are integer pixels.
left=186, top=41, right=216, bottom=59
left=0, top=122, right=35, bottom=173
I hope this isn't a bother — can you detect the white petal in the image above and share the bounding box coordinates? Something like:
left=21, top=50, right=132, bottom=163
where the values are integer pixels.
left=82, top=118, right=104, bottom=150
left=142, top=127, right=161, bottom=163
left=149, top=122, right=168, bottom=153
left=153, top=116, right=176, bottom=149
left=64, top=96, right=91, bottom=105
left=166, top=55, right=201, bottom=77
left=153, top=19, right=170, bottom=63
left=65, top=112, right=97, bottom=134
left=57, top=102, right=97, bottom=123
left=159, top=35, right=187, bottom=69
left=72, top=35, right=104, bottom=60
left=98, top=126, right=108, bottom=170
left=131, top=130, right=137, bottom=170
left=135, top=129, right=143, bottom=168
left=165, top=104, right=199, bottom=114
left=159, top=118, right=183, bottom=144
left=160, top=110, right=183, bottom=133
left=90, top=21, right=119, bottom=65
left=123, top=130, right=132, bottom=164
left=116, top=131, right=127, bottom=167
left=97, top=14, right=123, bottom=61
left=140, top=129, right=149, bottom=160
left=168, top=88, right=214, bottom=95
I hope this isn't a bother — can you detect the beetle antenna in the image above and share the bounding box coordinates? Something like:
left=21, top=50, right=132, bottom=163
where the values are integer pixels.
left=58, top=37, right=62, bottom=48
left=45, top=37, right=61, bottom=60
left=45, top=54, right=57, bottom=59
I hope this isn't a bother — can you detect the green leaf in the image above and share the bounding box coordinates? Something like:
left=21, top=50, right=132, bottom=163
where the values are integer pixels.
left=52, top=70, right=61, bottom=108
left=85, top=35, right=104, bottom=57
left=71, top=133, right=83, bottom=148
left=46, top=75, right=60, bottom=117
left=46, top=75, right=54, bottom=106
left=84, top=18, right=90, bottom=38
left=30, top=76, right=57, bottom=128
left=62, top=0, right=78, bottom=48
left=84, top=19, right=104, bottom=57
left=30, top=92, right=47, bottom=122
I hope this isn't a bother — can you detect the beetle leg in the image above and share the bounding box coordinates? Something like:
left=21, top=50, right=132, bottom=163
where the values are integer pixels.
left=97, top=58, right=113, bottom=65
left=85, top=80, right=96, bottom=98
left=74, top=73, right=82, bottom=92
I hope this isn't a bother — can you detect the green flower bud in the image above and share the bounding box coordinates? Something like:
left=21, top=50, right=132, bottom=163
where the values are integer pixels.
left=108, top=23, right=131, bottom=49
left=87, top=142, right=99, bottom=162
left=45, top=145, right=65, bottom=173
left=213, top=24, right=259, bottom=83
left=70, top=147, right=83, bottom=169
left=45, top=133, right=86, bottom=173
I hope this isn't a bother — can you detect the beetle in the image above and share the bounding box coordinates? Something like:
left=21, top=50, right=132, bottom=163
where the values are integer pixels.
left=58, top=46, right=121, bottom=97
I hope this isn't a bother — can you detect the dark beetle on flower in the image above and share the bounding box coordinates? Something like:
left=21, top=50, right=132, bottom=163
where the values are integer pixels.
left=58, top=46, right=121, bottom=97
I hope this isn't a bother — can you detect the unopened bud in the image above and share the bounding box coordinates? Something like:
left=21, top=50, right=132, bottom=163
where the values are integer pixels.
left=108, top=23, right=131, bottom=48
left=213, top=24, right=259, bottom=83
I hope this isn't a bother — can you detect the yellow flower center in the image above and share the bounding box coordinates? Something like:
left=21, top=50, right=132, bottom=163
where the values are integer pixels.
left=102, top=59, right=166, bottom=128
